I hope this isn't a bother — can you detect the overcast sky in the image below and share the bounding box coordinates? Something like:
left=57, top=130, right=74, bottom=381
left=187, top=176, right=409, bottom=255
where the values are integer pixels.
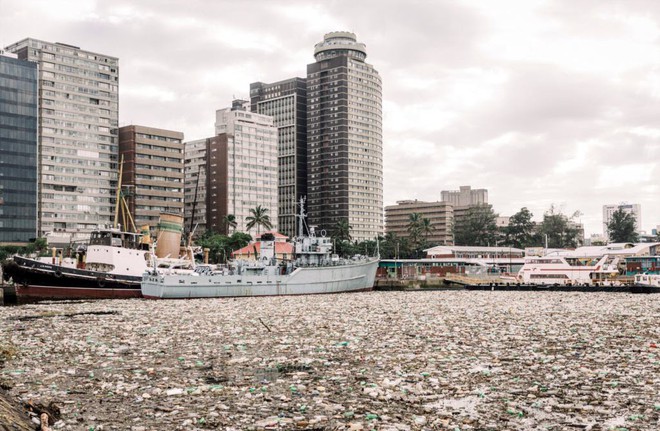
left=1, top=0, right=659, bottom=236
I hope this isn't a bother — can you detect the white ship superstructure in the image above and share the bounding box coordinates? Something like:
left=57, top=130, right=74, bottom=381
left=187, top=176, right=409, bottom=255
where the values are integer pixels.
left=517, top=255, right=620, bottom=286
left=141, top=198, right=378, bottom=299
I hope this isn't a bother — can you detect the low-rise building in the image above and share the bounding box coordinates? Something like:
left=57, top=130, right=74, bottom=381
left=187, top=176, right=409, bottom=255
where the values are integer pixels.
left=385, top=200, right=453, bottom=245
left=424, top=245, right=524, bottom=259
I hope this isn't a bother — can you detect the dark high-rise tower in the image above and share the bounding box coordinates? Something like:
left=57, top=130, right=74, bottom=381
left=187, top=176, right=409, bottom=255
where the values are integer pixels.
left=250, top=78, right=307, bottom=237
left=306, top=32, right=383, bottom=241
left=0, top=54, right=38, bottom=243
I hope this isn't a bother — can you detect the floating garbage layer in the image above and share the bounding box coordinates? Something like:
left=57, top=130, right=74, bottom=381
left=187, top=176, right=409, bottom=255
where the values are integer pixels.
left=1, top=291, right=659, bottom=430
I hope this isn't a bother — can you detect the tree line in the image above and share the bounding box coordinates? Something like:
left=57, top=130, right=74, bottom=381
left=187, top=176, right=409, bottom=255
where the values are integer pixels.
left=329, top=205, right=645, bottom=261
left=0, top=204, right=647, bottom=264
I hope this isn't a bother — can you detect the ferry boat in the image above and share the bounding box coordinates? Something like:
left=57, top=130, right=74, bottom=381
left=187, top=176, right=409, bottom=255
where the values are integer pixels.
left=141, top=199, right=379, bottom=299
left=630, top=273, right=660, bottom=294
left=517, top=254, right=621, bottom=286
left=2, top=228, right=150, bottom=302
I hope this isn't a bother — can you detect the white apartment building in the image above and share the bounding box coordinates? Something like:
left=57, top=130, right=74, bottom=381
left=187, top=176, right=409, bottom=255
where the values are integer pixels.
left=5, top=38, right=119, bottom=239
left=214, top=100, right=278, bottom=235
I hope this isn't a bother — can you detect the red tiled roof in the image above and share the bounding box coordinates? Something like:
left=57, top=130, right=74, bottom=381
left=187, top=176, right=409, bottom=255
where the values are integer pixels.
left=264, top=230, right=289, bottom=239
left=232, top=241, right=294, bottom=257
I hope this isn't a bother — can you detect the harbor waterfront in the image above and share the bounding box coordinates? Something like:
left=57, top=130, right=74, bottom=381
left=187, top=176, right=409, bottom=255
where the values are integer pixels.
left=1, top=291, right=659, bottom=429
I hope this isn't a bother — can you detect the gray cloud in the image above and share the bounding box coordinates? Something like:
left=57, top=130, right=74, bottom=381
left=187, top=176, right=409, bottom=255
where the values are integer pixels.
left=1, top=0, right=658, bottom=234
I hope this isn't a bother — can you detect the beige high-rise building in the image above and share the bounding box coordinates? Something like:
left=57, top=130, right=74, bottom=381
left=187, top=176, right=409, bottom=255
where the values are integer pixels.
left=5, top=38, right=119, bottom=239
left=385, top=200, right=454, bottom=245
left=118, top=125, right=184, bottom=231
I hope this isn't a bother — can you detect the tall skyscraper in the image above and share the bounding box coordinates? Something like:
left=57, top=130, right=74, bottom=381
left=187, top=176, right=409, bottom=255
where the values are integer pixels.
left=0, top=54, right=38, bottom=244
left=306, top=32, right=383, bottom=241
left=250, top=78, right=307, bottom=237
left=183, top=100, right=278, bottom=236
left=118, top=125, right=184, bottom=231
left=5, top=38, right=119, bottom=240
left=603, top=203, right=641, bottom=238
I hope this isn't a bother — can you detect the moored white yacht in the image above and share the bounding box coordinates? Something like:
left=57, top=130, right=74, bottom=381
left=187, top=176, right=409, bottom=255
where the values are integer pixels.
left=517, top=254, right=620, bottom=286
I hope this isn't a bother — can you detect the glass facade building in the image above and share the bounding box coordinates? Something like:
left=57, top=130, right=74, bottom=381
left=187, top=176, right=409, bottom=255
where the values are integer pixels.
left=5, top=38, right=119, bottom=240
left=250, top=78, right=307, bottom=237
left=0, top=55, right=38, bottom=243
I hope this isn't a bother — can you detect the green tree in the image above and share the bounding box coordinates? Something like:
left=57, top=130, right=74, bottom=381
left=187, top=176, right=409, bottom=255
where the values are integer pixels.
left=197, top=231, right=252, bottom=263
left=607, top=208, right=639, bottom=243
left=453, top=204, right=498, bottom=246
left=421, top=218, right=434, bottom=243
left=227, top=232, right=252, bottom=256
left=504, top=207, right=536, bottom=249
left=377, top=233, right=397, bottom=259
left=245, top=205, right=273, bottom=236
left=332, top=219, right=352, bottom=242
left=330, top=219, right=353, bottom=257
left=407, top=213, right=423, bottom=248
left=223, top=214, right=237, bottom=234
left=196, top=231, right=230, bottom=264
left=537, top=205, right=582, bottom=248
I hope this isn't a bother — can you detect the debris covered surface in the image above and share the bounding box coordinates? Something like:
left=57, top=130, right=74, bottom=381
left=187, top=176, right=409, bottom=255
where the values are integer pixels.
left=2, top=291, right=660, bottom=430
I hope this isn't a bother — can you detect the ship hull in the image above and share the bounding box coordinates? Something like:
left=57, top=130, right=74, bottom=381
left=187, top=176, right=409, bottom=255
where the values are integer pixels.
left=630, top=284, right=660, bottom=294
left=465, top=283, right=629, bottom=292
left=2, top=256, right=142, bottom=302
left=142, top=259, right=379, bottom=299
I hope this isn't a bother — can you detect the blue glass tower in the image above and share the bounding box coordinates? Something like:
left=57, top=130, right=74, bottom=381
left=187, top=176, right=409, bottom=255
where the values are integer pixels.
left=0, top=55, right=38, bottom=243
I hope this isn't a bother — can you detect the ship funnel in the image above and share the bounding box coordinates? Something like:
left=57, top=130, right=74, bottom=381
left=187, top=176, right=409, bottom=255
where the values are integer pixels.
left=155, top=213, right=184, bottom=259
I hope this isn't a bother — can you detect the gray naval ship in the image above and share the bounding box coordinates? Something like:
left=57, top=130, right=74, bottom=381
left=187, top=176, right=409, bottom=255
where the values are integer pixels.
left=141, top=199, right=379, bottom=299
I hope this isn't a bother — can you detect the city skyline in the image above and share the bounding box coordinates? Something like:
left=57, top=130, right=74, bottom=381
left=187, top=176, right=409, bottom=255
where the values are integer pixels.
left=1, top=0, right=658, bottom=235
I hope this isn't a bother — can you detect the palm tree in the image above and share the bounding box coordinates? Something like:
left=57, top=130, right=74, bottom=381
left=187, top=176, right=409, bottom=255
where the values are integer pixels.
left=223, top=214, right=237, bottom=234
left=333, top=218, right=352, bottom=242
left=407, top=213, right=423, bottom=247
left=245, top=205, right=273, bottom=236
left=421, top=218, right=434, bottom=242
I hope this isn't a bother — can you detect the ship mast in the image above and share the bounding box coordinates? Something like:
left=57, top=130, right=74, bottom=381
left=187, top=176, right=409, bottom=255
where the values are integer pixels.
left=297, top=196, right=306, bottom=237
left=113, top=155, right=124, bottom=229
